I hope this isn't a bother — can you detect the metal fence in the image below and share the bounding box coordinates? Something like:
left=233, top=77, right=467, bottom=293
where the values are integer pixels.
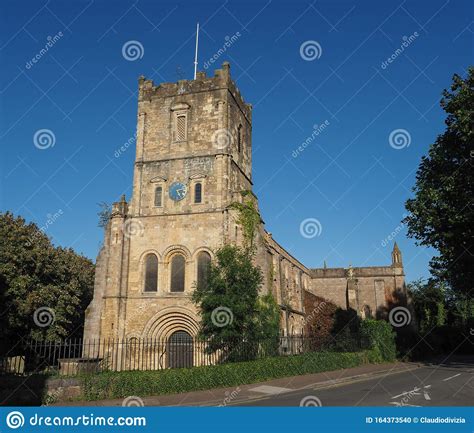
left=0, top=334, right=364, bottom=377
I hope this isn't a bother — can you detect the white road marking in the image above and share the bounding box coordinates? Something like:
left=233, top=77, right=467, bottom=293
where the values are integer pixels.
left=389, top=402, right=421, bottom=407
left=442, top=373, right=461, bottom=382
left=248, top=385, right=293, bottom=395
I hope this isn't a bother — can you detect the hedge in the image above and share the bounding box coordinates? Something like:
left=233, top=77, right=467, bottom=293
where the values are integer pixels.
left=360, top=319, right=397, bottom=363
left=81, top=348, right=384, bottom=401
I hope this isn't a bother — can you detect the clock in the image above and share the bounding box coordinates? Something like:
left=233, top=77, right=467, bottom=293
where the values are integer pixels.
left=169, top=182, right=188, bottom=201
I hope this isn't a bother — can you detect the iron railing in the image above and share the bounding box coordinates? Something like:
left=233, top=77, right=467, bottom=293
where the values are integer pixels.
left=0, top=334, right=364, bottom=377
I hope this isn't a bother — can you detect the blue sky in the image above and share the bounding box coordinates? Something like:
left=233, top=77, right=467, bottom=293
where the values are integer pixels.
left=0, top=0, right=472, bottom=282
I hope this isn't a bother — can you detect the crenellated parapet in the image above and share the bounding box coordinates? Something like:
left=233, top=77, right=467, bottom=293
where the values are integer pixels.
left=138, top=62, right=252, bottom=123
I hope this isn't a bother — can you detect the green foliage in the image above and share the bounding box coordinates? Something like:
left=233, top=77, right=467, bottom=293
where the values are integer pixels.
left=229, top=190, right=261, bottom=250
left=397, top=279, right=474, bottom=359
left=252, top=294, right=281, bottom=356
left=360, top=319, right=397, bottom=363
left=80, top=349, right=382, bottom=401
left=408, top=279, right=448, bottom=333
left=97, top=202, right=112, bottom=230
left=0, top=212, right=95, bottom=341
left=192, top=244, right=263, bottom=354
left=404, top=68, right=474, bottom=295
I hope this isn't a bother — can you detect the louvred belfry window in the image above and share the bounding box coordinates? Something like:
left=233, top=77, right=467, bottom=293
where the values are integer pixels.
left=176, top=114, right=187, bottom=141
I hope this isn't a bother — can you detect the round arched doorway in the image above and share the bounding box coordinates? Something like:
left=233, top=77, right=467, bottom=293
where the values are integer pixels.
left=167, top=330, right=194, bottom=368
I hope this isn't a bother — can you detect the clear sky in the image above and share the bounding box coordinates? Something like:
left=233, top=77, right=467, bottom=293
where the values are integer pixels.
left=0, top=0, right=472, bottom=283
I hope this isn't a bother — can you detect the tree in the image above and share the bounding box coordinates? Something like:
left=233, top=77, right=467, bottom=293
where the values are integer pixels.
left=408, top=279, right=447, bottom=334
left=404, top=68, right=474, bottom=296
left=97, top=202, right=112, bottom=229
left=0, top=212, right=95, bottom=341
left=192, top=244, right=280, bottom=359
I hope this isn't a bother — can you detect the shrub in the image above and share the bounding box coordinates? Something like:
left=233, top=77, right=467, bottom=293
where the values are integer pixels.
left=360, top=319, right=397, bottom=362
left=80, top=348, right=385, bottom=401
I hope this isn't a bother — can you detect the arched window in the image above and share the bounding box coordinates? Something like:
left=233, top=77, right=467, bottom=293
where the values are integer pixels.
left=154, top=186, right=163, bottom=207
left=171, top=254, right=185, bottom=292
left=194, top=182, right=202, bottom=204
left=144, top=254, right=158, bottom=292
left=197, top=251, right=211, bottom=288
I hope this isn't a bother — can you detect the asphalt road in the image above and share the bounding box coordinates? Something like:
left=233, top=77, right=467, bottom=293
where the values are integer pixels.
left=232, top=359, right=474, bottom=406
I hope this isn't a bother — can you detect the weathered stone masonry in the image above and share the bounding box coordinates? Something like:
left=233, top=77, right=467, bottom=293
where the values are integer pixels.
left=84, top=62, right=406, bottom=351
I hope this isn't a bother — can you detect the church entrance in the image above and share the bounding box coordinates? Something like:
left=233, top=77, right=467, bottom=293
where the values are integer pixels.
left=167, top=331, right=194, bottom=368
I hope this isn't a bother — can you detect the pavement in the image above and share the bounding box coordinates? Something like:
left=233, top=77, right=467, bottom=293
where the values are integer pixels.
left=61, top=355, right=474, bottom=407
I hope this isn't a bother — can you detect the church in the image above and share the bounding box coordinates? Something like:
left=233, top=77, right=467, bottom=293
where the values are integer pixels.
left=83, top=62, right=406, bottom=359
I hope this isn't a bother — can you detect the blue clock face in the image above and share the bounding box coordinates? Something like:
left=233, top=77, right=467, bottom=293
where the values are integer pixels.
left=169, top=182, right=188, bottom=201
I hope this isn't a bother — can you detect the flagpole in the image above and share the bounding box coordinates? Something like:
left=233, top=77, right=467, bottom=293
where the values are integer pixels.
left=193, top=23, right=199, bottom=79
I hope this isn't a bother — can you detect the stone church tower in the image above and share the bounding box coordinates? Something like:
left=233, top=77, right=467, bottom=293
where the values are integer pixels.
left=84, top=62, right=406, bottom=354
left=84, top=62, right=268, bottom=345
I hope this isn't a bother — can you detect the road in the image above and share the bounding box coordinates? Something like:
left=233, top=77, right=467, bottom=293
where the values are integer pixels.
left=230, top=359, right=473, bottom=406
